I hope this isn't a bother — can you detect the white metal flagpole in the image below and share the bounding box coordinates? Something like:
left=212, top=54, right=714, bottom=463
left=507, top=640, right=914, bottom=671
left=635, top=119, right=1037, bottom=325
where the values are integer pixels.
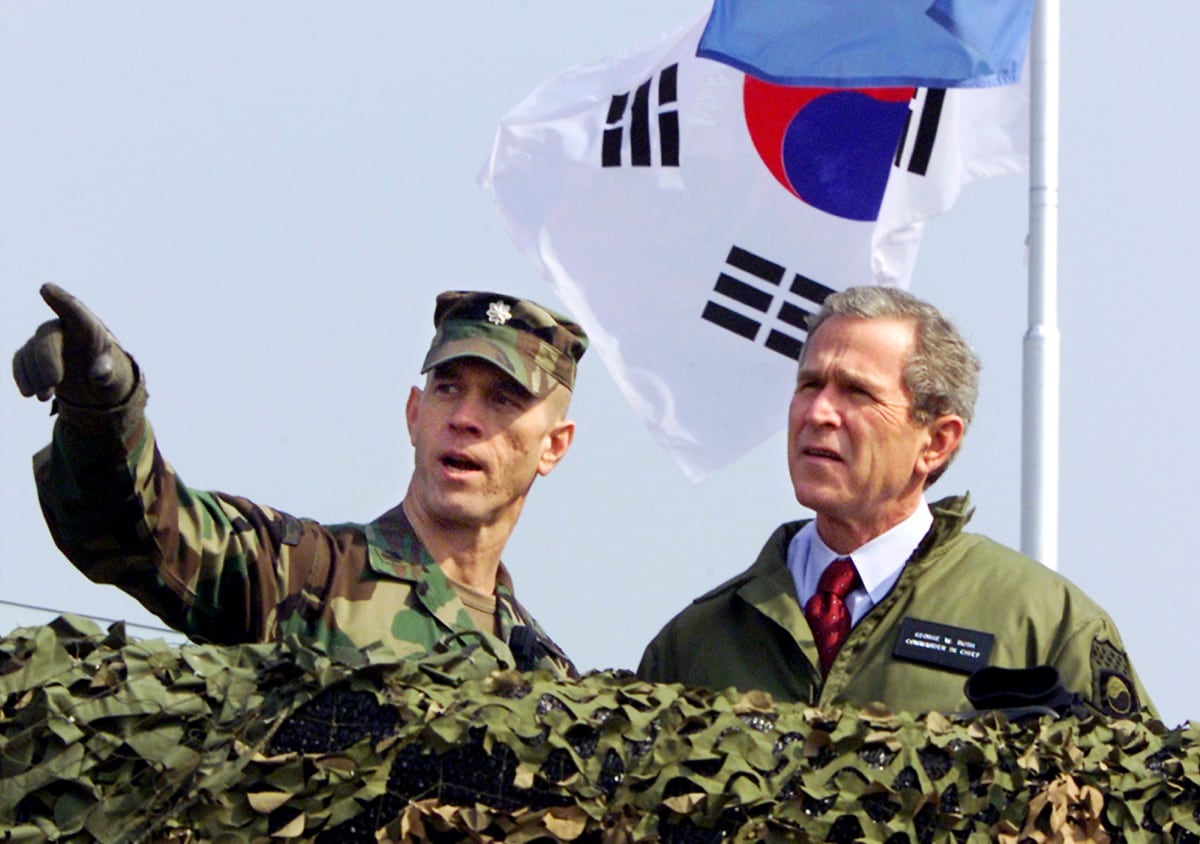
left=1022, top=0, right=1061, bottom=570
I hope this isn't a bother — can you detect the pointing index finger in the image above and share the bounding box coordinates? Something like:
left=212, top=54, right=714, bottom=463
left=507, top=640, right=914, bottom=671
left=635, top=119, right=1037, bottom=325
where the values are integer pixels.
left=37, top=283, right=110, bottom=363
left=39, top=283, right=87, bottom=325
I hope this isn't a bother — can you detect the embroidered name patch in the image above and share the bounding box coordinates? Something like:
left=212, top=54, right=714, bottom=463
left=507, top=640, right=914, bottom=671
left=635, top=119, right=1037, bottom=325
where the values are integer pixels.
left=893, top=618, right=994, bottom=674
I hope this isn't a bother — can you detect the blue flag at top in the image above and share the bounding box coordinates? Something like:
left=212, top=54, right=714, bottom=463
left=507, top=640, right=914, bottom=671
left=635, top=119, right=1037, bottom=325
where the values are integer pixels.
left=697, top=0, right=1035, bottom=88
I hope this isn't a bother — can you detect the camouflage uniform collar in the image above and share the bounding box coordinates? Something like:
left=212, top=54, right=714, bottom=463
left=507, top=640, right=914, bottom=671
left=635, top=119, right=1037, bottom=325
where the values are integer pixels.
left=363, top=506, right=526, bottom=632
left=363, top=504, right=438, bottom=581
left=365, top=504, right=519, bottom=593
left=362, top=505, right=574, bottom=677
left=494, top=562, right=516, bottom=597
left=363, top=507, right=482, bottom=640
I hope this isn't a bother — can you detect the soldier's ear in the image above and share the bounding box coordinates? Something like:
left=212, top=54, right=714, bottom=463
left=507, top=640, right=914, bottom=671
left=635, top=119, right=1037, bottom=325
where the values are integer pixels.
left=536, top=419, right=575, bottom=477
left=405, top=386, right=422, bottom=446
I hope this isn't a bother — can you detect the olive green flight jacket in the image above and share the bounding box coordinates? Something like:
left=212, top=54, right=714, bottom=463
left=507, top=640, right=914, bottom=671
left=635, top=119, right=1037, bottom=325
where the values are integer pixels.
left=33, top=376, right=574, bottom=677
left=638, top=497, right=1154, bottom=719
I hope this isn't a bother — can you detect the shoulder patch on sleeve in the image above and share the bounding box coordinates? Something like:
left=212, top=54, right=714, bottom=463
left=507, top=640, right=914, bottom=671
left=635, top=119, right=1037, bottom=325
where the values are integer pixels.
left=1091, top=637, right=1140, bottom=718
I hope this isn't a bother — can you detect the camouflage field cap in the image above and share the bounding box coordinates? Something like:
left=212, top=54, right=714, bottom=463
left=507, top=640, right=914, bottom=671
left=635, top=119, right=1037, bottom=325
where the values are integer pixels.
left=421, top=291, right=588, bottom=397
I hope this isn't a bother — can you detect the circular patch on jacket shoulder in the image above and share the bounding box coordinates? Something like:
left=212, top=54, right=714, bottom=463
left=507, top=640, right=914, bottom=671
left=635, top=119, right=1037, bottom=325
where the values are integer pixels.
left=1099, top=670, right=1137, bottom=718
left=1091, top=638, right=1140, bottom=718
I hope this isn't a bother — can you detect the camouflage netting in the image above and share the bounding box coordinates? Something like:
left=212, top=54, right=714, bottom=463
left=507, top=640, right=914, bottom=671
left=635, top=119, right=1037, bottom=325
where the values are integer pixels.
left=1, top=616, right=1197, bottom=844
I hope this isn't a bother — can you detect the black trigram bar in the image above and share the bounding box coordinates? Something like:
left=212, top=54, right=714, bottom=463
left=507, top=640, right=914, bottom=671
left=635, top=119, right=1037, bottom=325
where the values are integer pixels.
left=777, top=300, right=812, bottom=330
left=630, top=78, right=652, bottom=166
left=702, top=244, right=782, bottom=342
left=658, top=64, right=679, bottom=167
left=703, top=248, right=838, bottom=360
left=714, top=272, right=773, bottom=312
left=601, top=64, right=681, bottom=168
left=894, top=88, right=945, bottom=176
left=765, top=329, right=804, bottom=360
left=701, top=301, right=759, bottom=340
left=602, top=93, right=629, bottom=168
left=766, top=275, right=836, bottom=356
left=908, top=88, right=945, bottom=175
left=790, top=273, right=836, bottom=307
left=658, top=63, right=678, bottom=104
left=767, top=275, right=836, bottom=360
left=727, top=245, right=785, bottom=285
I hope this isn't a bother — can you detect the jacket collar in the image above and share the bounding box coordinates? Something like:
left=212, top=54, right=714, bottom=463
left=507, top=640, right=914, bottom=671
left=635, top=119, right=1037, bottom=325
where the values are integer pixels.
left=363, top=505, right=468, bottom=633
left=364, top=505, right=435, bottom=578
left=720, top=493, right=974, bottom=621
left=362, top=505, right=529, bottom=638
left=727, top=493, right=975, bottom=676
left=746, top=493, right=974, bottom=582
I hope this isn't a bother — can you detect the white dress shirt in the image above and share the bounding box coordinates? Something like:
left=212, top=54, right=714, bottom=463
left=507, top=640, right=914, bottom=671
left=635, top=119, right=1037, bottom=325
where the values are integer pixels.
left=786, top=499, right=934, bottom=626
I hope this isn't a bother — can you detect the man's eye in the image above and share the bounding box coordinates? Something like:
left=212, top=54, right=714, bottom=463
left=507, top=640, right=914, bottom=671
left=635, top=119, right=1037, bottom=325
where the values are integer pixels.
left=483, top=389, right=512, bottom=407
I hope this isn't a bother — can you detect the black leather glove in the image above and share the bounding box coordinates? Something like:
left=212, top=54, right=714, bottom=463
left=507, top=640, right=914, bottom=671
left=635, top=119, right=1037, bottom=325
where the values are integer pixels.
left=12, top=284, right=135, bottom=407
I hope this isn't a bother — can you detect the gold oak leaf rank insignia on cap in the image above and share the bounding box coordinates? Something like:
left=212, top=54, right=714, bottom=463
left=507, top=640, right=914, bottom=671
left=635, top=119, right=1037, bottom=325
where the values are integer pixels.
left=421, top=290, right=589, bottom=398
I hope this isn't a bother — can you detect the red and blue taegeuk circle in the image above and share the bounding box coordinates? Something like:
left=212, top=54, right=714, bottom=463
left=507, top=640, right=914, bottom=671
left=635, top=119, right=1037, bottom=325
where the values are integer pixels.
left=743, top=78, right=915, bottom=222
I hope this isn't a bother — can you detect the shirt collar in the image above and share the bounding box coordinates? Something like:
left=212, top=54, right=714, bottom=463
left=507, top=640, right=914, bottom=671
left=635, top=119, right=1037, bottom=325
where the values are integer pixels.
left=789, top=498, right=933, bottom=604
left=366, top=503, right=516, bottom=593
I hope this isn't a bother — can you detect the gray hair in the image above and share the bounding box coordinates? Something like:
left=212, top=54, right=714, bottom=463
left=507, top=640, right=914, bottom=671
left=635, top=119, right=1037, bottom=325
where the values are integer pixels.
left=802, top=286, right=980, bottom=485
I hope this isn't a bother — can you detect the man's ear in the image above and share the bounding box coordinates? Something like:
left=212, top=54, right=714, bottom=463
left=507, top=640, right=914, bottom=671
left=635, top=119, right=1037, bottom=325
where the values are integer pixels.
left=537, top=419, right=575, bottom=476
left=405, top=386, right=423, bottom=447
left=919, top=414, right=965, bottom=478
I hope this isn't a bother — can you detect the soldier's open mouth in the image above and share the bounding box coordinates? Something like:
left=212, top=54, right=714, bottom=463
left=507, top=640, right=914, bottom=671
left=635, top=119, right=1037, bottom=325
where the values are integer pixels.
left=442, top=455, right=483, bottom=471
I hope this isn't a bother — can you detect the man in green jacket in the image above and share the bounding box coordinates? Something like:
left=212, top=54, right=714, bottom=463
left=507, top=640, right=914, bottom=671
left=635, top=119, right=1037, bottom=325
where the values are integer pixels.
left=638, top=286, right=1154, bottom=718
left=14, top=284, right=587, bottom=677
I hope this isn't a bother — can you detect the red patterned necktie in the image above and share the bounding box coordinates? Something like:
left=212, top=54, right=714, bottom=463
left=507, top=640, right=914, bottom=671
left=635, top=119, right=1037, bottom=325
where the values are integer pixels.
left=804, top=556, right=861, bottom=675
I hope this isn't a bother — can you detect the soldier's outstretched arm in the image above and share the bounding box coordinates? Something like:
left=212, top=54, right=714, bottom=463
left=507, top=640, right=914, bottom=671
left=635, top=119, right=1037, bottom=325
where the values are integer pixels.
left=18, top=285, right=326, bottom=646
left=13, top=284, right=134, bottom=407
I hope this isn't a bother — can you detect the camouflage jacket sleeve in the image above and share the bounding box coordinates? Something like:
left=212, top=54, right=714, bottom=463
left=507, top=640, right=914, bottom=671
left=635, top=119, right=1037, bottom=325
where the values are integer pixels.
left=33, top=370, right=578, bottom=679
left=33, top=373, right=336, bottom=646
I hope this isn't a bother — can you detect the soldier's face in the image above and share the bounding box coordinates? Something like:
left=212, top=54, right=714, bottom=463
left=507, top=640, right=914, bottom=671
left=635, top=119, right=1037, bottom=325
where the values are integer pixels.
left=404, top=359, right=574, bottom=532
left=788, top=316, right=935, bottom=550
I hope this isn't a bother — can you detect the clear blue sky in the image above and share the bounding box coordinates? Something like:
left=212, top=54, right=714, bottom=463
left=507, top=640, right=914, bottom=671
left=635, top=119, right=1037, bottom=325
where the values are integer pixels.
left=3, top=2, right=1196, bottom=726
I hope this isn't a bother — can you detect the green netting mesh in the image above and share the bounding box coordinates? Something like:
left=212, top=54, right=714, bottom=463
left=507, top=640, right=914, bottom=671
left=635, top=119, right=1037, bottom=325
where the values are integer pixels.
left=2, top=616, right=1196, bottom=843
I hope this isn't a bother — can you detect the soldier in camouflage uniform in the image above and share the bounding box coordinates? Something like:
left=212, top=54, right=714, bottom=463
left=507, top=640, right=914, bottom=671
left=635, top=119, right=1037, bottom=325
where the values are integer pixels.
left=13, top=284, right=587, bottom=676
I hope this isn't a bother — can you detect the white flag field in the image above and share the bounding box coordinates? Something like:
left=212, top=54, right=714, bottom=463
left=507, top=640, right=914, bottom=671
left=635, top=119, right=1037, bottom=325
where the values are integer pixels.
left=479, top=11, right=1028, bottom=480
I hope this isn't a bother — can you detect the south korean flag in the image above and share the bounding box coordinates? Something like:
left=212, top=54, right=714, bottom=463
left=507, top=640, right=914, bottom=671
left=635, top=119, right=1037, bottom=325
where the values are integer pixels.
left=480, top=11, right=1027, bottom=479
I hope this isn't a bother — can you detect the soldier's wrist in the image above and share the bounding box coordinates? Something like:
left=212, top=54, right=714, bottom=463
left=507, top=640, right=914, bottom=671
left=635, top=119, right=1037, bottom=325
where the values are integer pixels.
left=54, top=351, right=138, bottom=410
left=54, top=358, right=148, bottom=441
